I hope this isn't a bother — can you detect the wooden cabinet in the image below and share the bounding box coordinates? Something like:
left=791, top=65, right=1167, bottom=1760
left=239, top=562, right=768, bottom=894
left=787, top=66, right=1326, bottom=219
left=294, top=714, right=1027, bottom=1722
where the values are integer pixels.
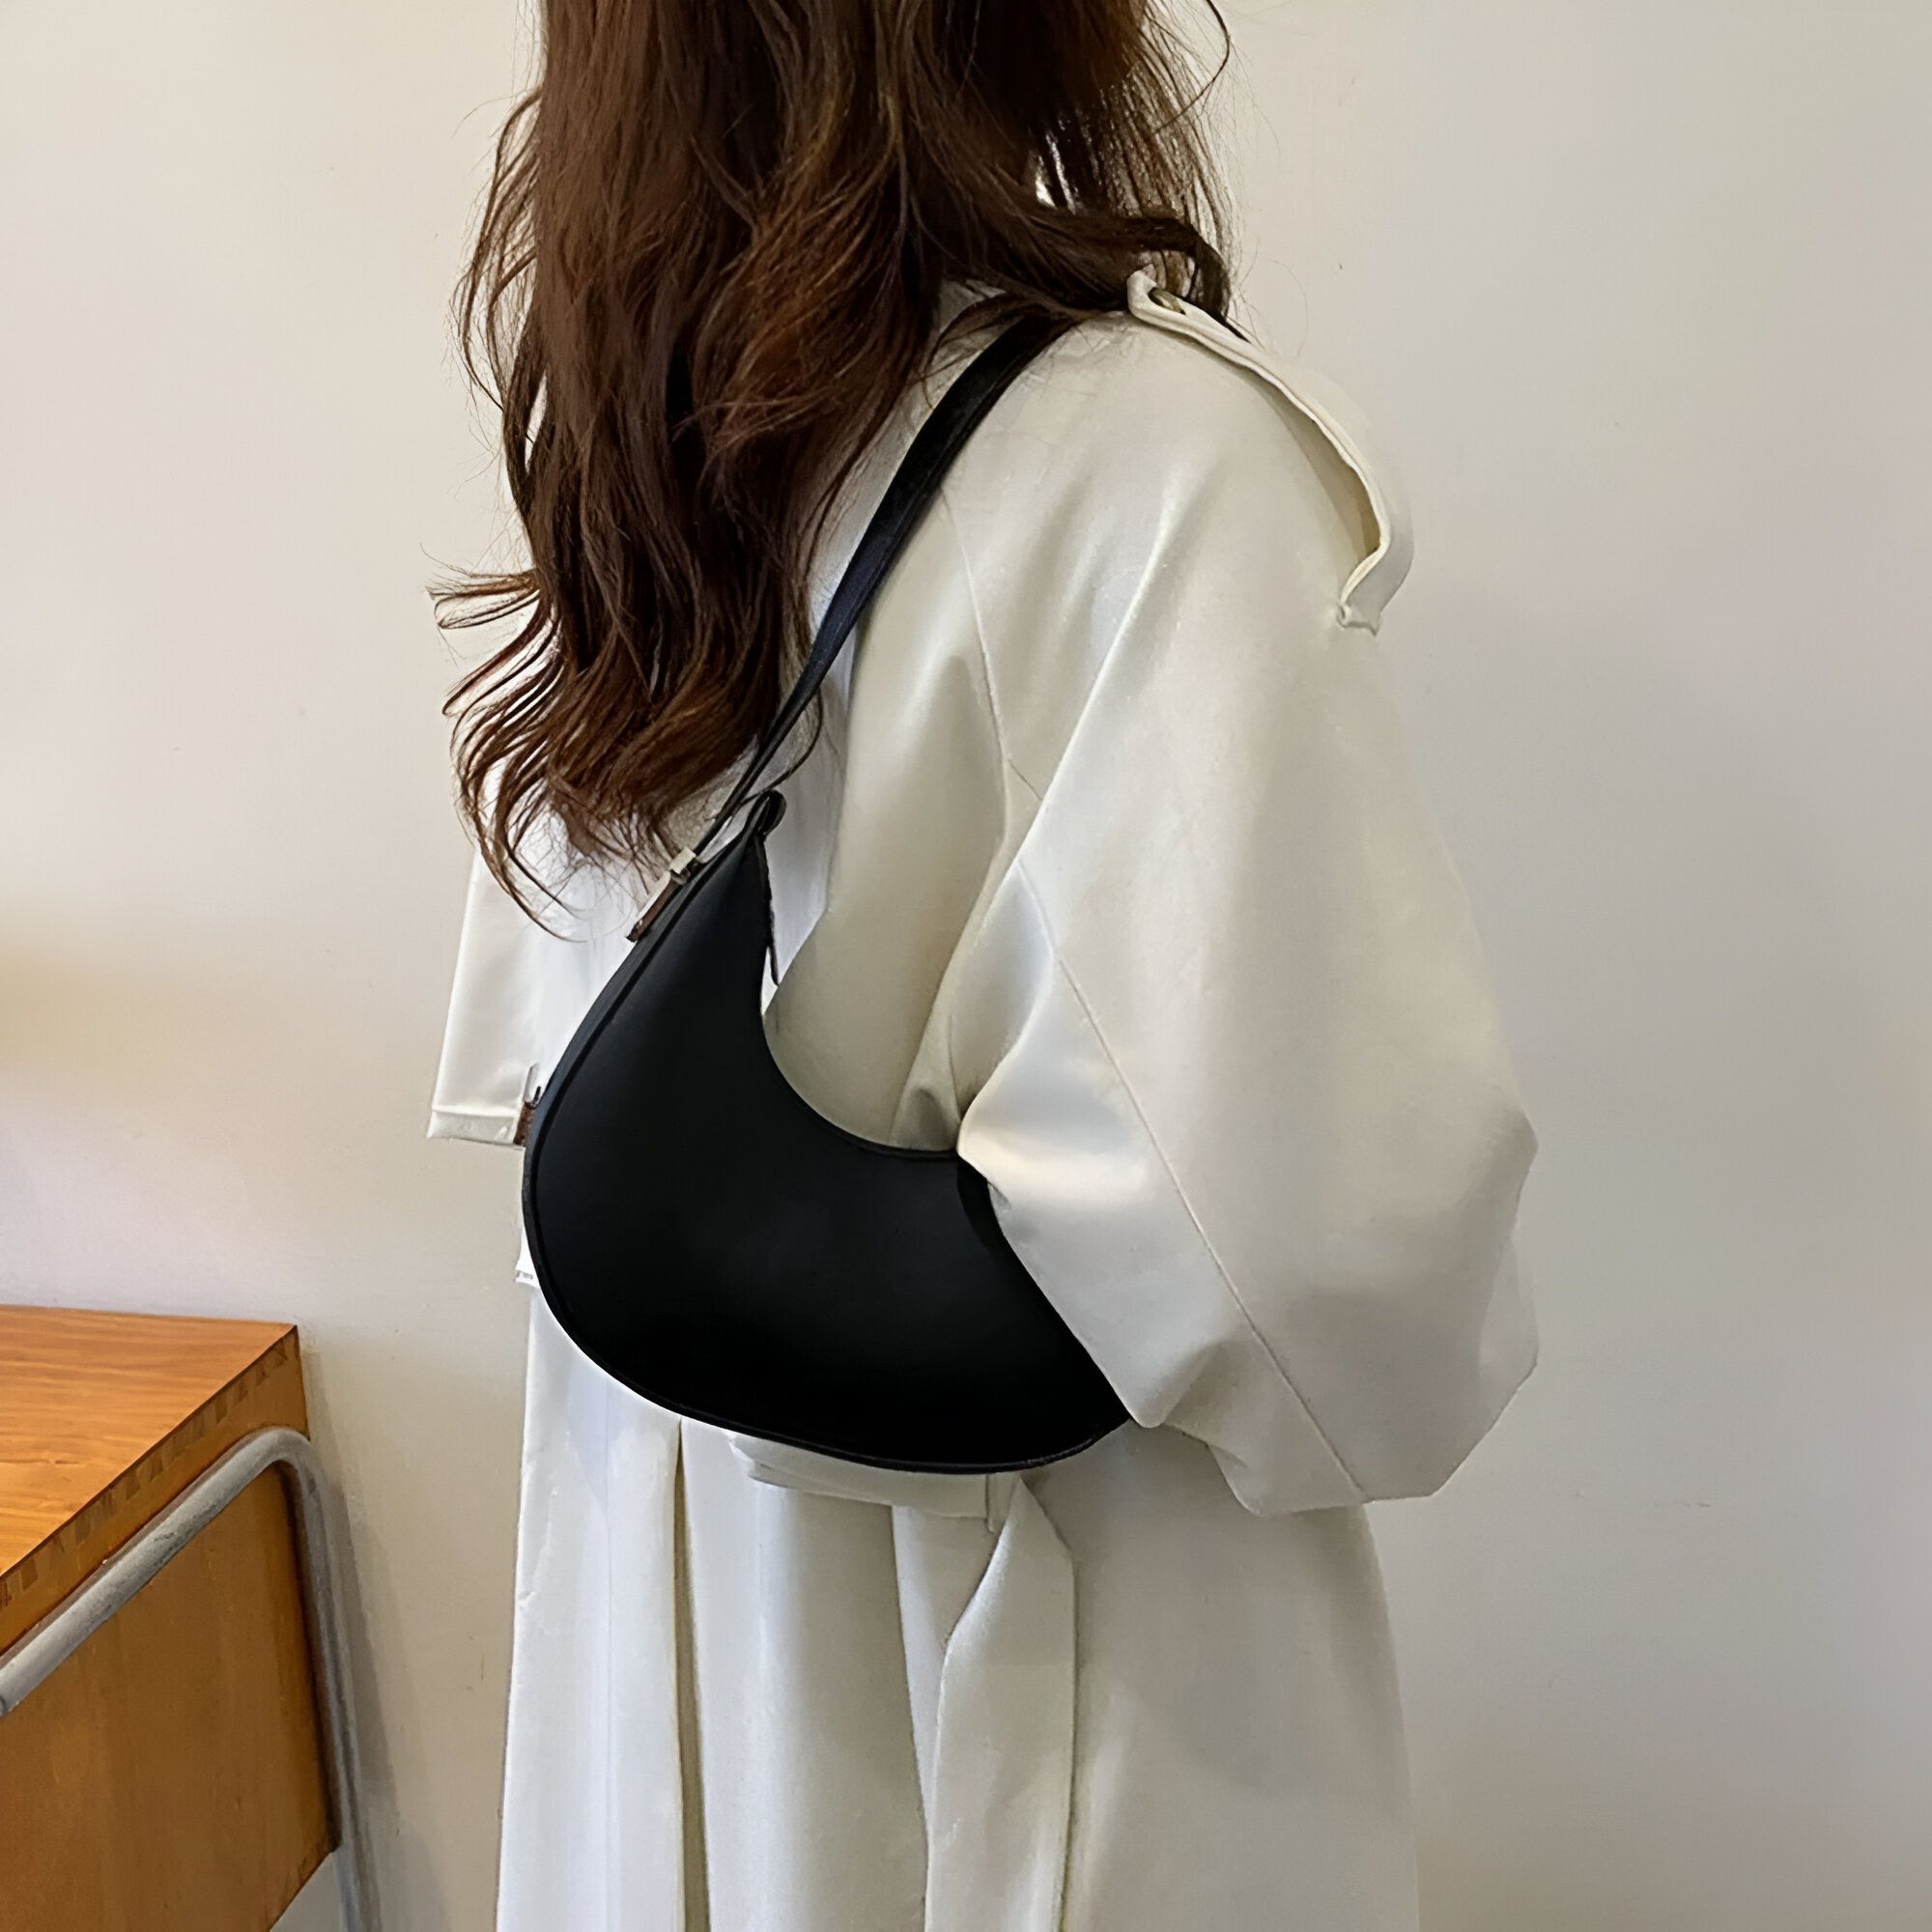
left=0, top=1307, right=364, bottom=1931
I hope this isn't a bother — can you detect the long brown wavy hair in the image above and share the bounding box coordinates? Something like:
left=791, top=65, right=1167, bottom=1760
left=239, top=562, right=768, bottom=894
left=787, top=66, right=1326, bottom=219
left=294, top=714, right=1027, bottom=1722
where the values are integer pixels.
left=438, top=0, right=1235, bottom=919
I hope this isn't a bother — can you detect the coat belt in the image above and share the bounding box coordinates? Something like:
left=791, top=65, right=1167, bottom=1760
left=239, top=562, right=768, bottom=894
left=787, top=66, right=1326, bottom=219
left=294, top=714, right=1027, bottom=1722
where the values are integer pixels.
left=728, top=1437, right=1076, bottom=1932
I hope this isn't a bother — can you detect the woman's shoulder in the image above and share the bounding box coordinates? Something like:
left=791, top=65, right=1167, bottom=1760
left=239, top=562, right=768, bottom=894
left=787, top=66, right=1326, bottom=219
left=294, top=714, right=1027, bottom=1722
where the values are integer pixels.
left=937, top=270, right=1412, bottom=640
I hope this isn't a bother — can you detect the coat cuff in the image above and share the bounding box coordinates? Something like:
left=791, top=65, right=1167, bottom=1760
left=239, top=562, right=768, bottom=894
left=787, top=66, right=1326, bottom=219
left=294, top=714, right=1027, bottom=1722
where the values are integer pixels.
left=425, top=1103, right=524, bottom=1149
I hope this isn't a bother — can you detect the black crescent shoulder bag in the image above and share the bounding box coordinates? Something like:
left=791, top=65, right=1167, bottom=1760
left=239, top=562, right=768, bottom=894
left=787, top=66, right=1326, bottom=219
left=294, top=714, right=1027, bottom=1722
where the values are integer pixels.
left=519, top=310, right=1128, bottom=1474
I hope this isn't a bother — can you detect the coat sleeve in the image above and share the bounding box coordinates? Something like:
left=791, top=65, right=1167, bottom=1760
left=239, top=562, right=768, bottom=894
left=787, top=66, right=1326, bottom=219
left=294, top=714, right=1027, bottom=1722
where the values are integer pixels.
left=425, top=842, right=547, bottom=1148
left=948, top=404, right=1539, bottom=1517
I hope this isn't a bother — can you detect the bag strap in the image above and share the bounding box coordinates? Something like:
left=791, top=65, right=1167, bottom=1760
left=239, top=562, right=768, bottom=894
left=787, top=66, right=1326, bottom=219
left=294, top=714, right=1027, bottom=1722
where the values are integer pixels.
left=683, top=307, right=1076, bottom=866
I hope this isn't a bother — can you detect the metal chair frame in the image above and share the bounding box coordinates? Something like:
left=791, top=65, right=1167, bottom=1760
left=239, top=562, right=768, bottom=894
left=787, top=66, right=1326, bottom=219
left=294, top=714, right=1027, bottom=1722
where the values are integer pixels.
left=0, top=1425, right=378, bottom=1931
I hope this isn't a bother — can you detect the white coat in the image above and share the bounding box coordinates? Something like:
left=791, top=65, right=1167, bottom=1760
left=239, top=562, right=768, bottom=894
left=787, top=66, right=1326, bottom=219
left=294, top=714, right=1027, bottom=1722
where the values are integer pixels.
left=429, top=267, right=1540, bottom=1932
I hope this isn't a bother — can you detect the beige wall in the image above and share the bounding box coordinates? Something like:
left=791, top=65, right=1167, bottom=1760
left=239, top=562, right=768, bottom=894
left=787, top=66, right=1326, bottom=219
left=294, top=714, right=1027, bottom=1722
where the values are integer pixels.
left=5, top=2, right=1926, bottom=1925
left=2, top=4, right=529, bottom=1925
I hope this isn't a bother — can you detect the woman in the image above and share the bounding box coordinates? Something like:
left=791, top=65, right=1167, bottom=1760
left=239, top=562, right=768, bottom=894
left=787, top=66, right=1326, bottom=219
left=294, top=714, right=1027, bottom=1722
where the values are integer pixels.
left=428, top=2, right=1539, bottom=1927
